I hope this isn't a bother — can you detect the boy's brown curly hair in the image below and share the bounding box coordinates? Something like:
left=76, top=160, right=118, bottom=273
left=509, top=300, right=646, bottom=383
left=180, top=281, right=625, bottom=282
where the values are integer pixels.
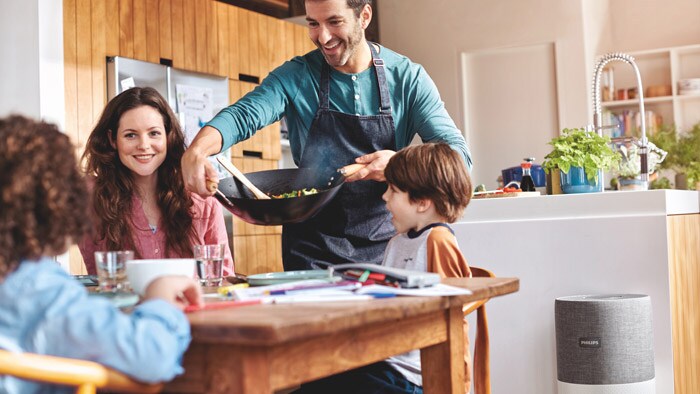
left=0, top=115, right=89, bottom=278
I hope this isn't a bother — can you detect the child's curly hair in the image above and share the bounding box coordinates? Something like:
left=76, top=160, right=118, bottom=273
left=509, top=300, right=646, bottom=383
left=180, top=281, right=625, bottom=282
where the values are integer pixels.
left=0, top=115, right=89, bottom=277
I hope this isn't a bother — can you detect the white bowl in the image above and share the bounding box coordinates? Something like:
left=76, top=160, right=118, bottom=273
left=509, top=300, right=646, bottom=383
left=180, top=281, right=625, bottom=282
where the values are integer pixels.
left=126, top=259, right=196, bottom=295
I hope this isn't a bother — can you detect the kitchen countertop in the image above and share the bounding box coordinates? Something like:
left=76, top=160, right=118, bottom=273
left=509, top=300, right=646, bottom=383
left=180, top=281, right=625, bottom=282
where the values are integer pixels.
left=461, top=190, right=700, bottom=223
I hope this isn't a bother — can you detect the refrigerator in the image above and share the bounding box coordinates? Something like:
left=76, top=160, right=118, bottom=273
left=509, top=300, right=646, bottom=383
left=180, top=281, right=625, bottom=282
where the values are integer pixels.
left=106, top=56, right=234, bottom=253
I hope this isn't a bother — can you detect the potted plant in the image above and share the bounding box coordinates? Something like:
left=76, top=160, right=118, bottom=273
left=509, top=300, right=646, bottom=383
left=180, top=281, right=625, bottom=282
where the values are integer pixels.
left=649, top=122, right=700, bottom=190
left=543, top=128, right=619, bottom=194
left=613, top=142, right=667, bottom=190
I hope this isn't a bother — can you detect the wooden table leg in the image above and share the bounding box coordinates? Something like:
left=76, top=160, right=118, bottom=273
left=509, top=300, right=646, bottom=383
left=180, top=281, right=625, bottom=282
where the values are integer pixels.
left=207, top=346, right=272, bottom=394
left=420, top=306, right=465, bottom=394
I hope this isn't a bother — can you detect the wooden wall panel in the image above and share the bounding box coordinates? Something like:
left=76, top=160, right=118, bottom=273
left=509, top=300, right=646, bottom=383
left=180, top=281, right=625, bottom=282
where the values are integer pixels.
left=63, top=0, right=78, bottom=144
left=284, top=23, right=295, bottom=61
left=215, top=2, right=229, bottom=78
left=236, top=9, right=251, bottom=77
left=206, top=0, right=220, bottom=76
left=158, top=0, right=172, bottom=60
left=90, top=0, right=106, bottom=124
left=227, top=6, right=240, bottom=80
left=105, top=0, right=120, bottom=56
left=170, top=0, right=184, bottom=67
left=257, top=13, right=271, bottom=79
left=119, top=0, right=134, bottom=58
left=233, top=234, right=282, bottom=275
left=668, top=214, right=700, bottom=394
left=182, top=0, right=196, bottom=70
left=247, top=12, right=260, bottom=78
left=76, top=0, right=93, bottom=144
left=145, top=0, right=160, bottom=64
left=194, top=0, right=208, bottom=73
left=132, top=0, right=147, bottom=60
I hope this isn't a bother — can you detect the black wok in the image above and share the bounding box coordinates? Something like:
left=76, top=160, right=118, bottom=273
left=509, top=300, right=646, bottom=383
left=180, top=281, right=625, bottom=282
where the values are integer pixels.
left=214, top=167, right=347, bottom=226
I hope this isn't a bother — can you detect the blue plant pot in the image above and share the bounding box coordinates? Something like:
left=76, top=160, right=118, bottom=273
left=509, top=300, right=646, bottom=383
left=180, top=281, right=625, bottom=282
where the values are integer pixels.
left=560, top=166, right=603, bottom=194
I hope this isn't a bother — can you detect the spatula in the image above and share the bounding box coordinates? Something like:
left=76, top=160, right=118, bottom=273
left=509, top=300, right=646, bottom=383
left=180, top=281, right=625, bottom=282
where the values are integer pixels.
left=216, top=156, right=271, bottom=200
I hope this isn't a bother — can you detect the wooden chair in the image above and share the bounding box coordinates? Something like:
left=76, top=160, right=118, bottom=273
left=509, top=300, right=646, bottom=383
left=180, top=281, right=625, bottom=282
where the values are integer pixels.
left=0, top=350, right=163, bottom=394
left=463, top=266, right=495, bottom=394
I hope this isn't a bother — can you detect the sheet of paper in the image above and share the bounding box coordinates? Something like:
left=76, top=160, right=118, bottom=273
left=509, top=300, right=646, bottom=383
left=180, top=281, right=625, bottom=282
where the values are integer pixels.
left=355, top=283, right=473, bottom=296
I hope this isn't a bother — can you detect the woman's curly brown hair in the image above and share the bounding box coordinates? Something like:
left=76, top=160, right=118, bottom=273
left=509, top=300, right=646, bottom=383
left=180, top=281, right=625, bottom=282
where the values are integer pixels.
left=0, top=115, right=89, bottom=278
left=82, top=87, right=195, bottom=259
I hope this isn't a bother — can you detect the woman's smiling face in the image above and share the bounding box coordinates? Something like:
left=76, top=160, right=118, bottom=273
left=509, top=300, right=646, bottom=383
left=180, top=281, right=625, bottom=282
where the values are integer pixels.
left=114, top=105, right=167, bottom=180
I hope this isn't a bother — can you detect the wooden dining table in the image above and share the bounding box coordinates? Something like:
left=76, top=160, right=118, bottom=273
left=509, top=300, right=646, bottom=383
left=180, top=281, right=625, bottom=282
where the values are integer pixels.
left=163, top=276, right=519, bottom=394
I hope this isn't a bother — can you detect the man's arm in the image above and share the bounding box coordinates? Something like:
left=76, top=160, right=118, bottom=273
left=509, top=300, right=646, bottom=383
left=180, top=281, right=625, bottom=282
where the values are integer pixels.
left=181, top=126, right=224, bottom=196
left=406, top=66, right=472, bottom=171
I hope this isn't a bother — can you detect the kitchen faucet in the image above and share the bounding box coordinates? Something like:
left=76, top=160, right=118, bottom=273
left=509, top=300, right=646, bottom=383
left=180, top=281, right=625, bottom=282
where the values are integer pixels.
left=591, top=52, right=648, bottom=190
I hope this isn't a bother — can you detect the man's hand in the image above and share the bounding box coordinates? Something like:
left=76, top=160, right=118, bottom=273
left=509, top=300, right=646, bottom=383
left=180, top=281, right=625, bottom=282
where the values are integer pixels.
left=345, top=150, right=396, bottom=182
left=182, top=126, right=223, bottom=197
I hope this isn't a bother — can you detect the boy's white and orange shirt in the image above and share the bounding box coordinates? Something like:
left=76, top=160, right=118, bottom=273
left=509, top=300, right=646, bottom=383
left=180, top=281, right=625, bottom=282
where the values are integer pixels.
left=382, top=222, right=477, bottom=390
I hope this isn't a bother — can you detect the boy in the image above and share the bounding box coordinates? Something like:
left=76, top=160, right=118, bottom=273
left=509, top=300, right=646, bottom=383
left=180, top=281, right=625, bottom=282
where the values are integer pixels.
left=0, top=115, right=202, bottom=394
left=295, top=143, right=473, bottom=394
left=381, top=142, right=473, bottom=392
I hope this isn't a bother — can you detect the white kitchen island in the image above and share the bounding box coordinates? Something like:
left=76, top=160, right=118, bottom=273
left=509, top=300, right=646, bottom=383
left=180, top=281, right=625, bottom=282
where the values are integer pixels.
left=454, top=190, right=700, bottom=393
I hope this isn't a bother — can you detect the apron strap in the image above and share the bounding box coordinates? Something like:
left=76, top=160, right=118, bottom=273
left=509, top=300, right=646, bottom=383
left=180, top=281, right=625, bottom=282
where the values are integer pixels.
left=369, top=42, right=392, bottom=114
left=320, top=62, right=332, bottom=110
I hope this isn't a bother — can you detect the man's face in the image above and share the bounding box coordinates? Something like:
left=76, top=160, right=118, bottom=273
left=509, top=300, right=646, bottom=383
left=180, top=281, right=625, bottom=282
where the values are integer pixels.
left=305, top=0, right=368, bottom=72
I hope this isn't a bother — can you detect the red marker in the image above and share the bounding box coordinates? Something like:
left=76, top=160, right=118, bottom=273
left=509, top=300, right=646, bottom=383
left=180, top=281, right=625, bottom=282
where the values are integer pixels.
left=184, top=298, right=266, bottom=313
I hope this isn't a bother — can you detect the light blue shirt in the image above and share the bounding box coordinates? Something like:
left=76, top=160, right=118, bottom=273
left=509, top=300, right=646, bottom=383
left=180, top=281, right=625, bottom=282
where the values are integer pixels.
left=207, top=45, right=472, bottom=169
left=0, top=258, right=191, bottom=394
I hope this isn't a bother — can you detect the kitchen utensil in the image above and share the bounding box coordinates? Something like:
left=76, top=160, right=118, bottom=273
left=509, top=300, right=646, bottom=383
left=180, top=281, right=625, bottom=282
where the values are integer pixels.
left=328, top=163, right=366, bottom=186
left=214, top=167, right=346, bottom=225
left=216, top=156, right=270, bottom=200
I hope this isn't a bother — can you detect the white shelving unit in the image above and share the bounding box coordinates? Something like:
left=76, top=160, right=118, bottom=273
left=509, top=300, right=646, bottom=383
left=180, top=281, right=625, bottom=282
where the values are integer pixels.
left=599, top=44, right=700, bottom=134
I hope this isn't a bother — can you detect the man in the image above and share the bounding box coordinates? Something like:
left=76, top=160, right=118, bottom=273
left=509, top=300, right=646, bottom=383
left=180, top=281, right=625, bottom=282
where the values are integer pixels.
left=182, top=0, right=471, bottom=272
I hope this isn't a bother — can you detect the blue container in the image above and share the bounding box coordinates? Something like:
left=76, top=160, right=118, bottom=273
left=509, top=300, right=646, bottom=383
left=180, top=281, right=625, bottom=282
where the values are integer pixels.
left=502, top=165, right=546, bottom=187
left=560, top=166, right=603, bottom=194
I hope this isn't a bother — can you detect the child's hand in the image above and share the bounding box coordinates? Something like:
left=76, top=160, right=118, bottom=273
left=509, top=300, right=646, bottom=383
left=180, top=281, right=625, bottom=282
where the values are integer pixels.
left=143, top=276, right=204, bottom=311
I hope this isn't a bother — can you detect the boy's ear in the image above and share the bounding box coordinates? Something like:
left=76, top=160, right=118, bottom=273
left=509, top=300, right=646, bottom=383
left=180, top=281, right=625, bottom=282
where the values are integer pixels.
left=416, top=198, right=432, bottom=213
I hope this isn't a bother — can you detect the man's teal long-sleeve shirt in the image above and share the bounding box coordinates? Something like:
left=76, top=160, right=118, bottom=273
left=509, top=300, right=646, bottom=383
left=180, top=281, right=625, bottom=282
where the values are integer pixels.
left=207, top=45, right=471, bottom=169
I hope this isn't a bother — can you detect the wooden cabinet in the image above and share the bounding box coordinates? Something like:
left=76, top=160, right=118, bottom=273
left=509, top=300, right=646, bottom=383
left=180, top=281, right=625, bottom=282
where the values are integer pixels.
left=599, top=44, right=700, bottom=134
left=63, top=0, right=312, bottom=275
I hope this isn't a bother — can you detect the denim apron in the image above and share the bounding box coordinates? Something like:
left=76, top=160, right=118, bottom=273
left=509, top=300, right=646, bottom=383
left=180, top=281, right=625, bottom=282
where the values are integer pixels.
left=282, top=43, right=397, bottom=271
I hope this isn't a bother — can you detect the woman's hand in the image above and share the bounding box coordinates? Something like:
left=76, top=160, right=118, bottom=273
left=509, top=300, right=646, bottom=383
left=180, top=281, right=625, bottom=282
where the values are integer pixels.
left=345, top=150, right=396, bottom=182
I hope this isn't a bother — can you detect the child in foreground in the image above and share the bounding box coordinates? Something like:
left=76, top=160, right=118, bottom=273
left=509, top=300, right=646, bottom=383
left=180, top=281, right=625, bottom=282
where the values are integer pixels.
left=296, top=143, right=473, bottom=394
left=0, top=115, right=202, bottom=394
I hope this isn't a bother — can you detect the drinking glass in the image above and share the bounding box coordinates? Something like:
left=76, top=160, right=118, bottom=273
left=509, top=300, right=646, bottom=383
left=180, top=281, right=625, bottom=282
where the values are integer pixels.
left=194, top=244, right=225, bottom=287
left=94, top=250, right=134, bottom=292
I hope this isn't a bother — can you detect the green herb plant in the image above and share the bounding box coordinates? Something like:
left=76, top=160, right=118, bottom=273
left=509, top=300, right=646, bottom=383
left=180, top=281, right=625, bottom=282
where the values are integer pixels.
left=650, top=122, right=700, bottom=188
left=542, top=128, right=619, bottom=184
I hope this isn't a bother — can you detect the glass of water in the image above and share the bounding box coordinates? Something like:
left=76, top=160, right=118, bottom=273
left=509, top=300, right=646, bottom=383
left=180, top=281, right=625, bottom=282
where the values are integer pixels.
left=194, top=244, right=225, bottom=287
left=94, top=250, right=134, bottom=292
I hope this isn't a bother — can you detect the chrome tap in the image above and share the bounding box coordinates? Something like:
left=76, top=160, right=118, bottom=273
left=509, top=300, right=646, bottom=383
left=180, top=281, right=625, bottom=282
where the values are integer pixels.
left=591, top=52, right=648, bottom=190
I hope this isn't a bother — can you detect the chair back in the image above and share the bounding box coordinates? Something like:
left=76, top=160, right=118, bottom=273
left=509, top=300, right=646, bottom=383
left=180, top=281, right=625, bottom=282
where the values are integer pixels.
left=463, top=266, right=495, bottom=394
left=0, top=350, right=163, bottom=394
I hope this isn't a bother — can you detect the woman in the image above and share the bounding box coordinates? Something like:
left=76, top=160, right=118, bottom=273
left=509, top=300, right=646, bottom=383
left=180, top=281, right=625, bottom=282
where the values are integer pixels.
left=79, top=87, right=233, bottom=275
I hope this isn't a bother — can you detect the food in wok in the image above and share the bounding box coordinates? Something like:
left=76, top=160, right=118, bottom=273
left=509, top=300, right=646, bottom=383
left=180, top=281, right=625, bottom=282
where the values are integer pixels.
left=269, top=188, right=319, bottom=199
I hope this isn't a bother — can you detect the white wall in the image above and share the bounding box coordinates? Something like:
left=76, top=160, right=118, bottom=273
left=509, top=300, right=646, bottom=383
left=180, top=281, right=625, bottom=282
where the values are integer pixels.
left=0, top=0, right=64, bottom=126
left=0, top=0, right=41, bottom=118
left=377, top=0, right=699, bottom=187
left=0, top=0, right=67, bottom=270
left=377, top=0, right=590, bottom=187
